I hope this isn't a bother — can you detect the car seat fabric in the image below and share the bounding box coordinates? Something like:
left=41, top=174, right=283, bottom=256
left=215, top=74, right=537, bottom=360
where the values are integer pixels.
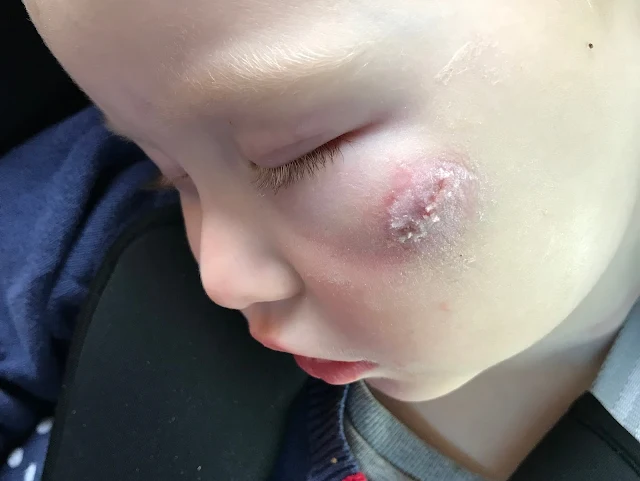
left=41, top=205, right=307, bottom=481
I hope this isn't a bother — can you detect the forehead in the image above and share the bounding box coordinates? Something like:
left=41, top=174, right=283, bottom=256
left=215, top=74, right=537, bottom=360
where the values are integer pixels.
left=31, top=0, right=401, bottom=116
left=29, top=0, right=443, bottom=140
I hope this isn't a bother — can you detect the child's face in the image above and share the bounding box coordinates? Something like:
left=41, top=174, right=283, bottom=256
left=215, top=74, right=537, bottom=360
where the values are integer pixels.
left=29, top=0, right=640, bottom=400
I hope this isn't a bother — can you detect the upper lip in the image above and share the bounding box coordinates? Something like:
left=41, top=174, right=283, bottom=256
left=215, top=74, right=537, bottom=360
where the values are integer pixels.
left=250, top=332, right=340, bottom=361
left=245, top=309, right=305, bottom=355
left=253, top=335, right=291, bottom=354
left=252, top=334, right=368, bottom=364
left=247, top=323, right=301, bottom=355
left=246, top=311, right=363, bottom=363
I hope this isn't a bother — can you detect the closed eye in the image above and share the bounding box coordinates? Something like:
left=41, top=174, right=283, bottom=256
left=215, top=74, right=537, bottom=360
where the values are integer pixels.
left=250, top=137, right=348, bottom=193
left=146, top=137, right=350, bottom=193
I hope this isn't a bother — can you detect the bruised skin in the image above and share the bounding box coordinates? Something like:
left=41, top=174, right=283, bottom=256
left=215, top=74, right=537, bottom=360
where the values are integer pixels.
left=281, top=146, right=481, bottom=270
left=383, top=156, right=478, bottom=254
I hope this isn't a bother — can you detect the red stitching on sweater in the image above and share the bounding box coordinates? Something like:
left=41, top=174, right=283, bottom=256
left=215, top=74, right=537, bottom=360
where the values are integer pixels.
left=342, top=474, right=367, bottom=481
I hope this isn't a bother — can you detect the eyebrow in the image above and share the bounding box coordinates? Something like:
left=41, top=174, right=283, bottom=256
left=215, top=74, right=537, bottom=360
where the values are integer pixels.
left=103, top=37, right=376, bottom=135
left=180, top=39, right=374, bottom=106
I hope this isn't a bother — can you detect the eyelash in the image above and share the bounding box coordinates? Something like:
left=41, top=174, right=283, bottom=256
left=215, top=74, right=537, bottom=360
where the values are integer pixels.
left=145, top=174, right=185, bottom=191
left=148, top=137, right=347, bottom=193
left=250, top=138, right=346, bottom=193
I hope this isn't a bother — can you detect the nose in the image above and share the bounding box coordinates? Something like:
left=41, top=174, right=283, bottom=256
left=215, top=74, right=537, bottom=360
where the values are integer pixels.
left=197, top=217, right=301, bottom=310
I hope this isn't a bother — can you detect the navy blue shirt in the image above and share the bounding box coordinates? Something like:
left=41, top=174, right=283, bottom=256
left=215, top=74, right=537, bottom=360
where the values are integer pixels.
left=0, top=107, right=173, bottom=479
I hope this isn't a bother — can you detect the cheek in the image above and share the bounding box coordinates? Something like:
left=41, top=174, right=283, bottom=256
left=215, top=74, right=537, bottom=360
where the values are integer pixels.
left=280, top=149, right=480, bottom=269
left=296, top=258, right=465, bottom=370
left=274, top=149, right=481, bottom=358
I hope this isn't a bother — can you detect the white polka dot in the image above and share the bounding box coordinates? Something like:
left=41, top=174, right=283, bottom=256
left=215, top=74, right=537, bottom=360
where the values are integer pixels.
left=7, top=448, right=24, bottom=468
left=36, top=418, right=54, bottom=435
left=24, top=463, right=37, bottom=481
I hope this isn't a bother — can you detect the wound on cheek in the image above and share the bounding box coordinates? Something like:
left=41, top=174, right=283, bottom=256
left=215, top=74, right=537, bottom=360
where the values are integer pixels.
left=384, top=159, right=477, bottom=250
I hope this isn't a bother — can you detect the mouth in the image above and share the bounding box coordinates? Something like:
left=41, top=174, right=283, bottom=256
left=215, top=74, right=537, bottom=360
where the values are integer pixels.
left=248, top=320, right=376, bottom=385
left=293, top=355, right=377, bottom=385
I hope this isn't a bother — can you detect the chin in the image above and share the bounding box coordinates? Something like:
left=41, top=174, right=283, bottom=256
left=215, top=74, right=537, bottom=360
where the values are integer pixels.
left=365, top=374, right=474, bottom=403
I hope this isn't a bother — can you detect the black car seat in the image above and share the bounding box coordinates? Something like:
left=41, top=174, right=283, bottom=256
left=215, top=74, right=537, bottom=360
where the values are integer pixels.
left=40, top=205, right=306, bottom=481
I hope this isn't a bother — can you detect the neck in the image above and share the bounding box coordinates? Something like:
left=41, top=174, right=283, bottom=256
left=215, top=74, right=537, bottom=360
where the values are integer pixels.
left=374, top=332, right=616, bottom=480
left=374, top=196, right=640, bottom=481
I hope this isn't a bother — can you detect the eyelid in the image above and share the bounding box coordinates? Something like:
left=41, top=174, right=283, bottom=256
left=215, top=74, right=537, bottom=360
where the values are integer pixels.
left=250, top=133, right=332, bottom=169
left=250, top=137, right=348, bottom=193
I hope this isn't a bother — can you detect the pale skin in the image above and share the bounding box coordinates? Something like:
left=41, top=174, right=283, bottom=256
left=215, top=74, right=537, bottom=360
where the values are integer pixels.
left=25, top=0, right=640, bottom=478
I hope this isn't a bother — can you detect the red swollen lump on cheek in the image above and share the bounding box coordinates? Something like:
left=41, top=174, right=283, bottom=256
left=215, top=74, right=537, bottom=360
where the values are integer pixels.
left=385, top=160, right=477, bottom=249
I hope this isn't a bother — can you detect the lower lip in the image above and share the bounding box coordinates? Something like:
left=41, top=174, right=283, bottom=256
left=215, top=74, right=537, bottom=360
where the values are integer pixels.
left=293, top=355, right=377, bottom=385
